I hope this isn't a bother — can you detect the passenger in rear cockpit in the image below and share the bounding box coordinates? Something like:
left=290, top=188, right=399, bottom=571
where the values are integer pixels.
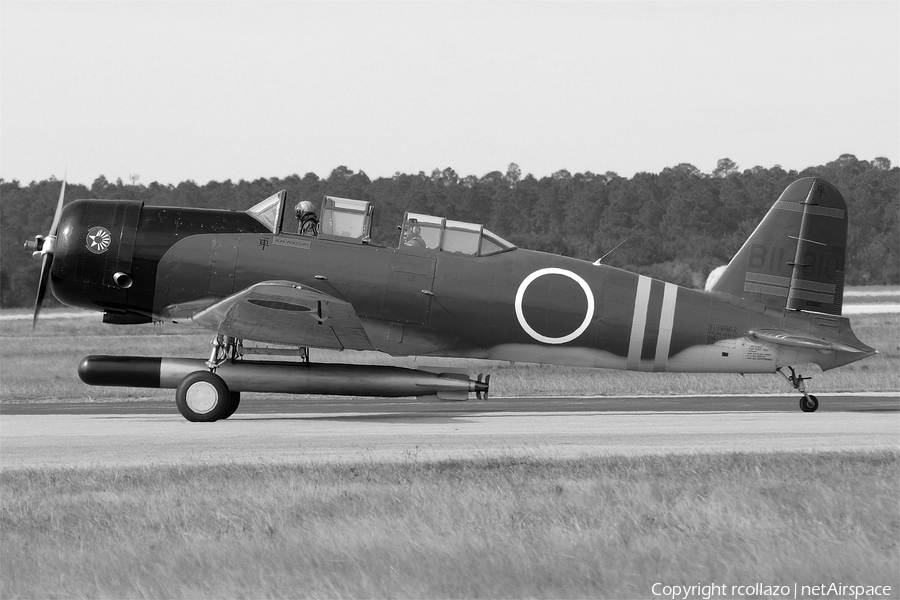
left=401, top=219, right=426, bottom=248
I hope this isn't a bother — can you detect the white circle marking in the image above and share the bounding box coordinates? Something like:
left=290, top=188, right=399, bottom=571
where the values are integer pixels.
left=514, top=268, right=595, bottom=344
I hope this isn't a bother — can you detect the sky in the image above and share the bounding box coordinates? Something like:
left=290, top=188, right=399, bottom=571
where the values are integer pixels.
left=1, top=1, right=898, bottom=187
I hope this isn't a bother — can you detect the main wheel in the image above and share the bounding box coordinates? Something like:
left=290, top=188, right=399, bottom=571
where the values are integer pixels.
left=175, top=371, right=230, bottom=422
left=799, top=394, right=819, bottom=413
left=220, top=392, right=241, bottom=420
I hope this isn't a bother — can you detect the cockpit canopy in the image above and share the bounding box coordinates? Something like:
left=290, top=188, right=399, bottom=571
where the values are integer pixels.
left=318, top=196, right=372, bottom=243
left=399, top=212, right=514, bottom=256
left=246, top=191, right=514, bottom=256
left=246, top=192, right=373, bottom=244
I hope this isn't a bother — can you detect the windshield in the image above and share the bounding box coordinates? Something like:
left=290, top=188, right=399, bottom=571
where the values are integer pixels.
left=246, top=191, right=285, bottom=233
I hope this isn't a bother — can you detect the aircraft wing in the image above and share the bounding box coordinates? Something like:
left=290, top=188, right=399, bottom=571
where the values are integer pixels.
left=189, top=280, right=375, bottom=350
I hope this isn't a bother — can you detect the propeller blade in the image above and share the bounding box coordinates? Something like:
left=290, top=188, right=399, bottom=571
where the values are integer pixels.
left=31, top=177, right=67, bottom=330
left=48, top=176, right=67, bottom=237
left=32, top=252, right=53, bottom=331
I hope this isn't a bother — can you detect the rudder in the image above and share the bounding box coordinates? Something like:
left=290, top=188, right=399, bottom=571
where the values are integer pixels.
left=710, top=177, right=847, bottom=315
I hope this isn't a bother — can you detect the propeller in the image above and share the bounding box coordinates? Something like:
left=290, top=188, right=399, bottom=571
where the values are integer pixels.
left=23, top=177, right=67, bottom=329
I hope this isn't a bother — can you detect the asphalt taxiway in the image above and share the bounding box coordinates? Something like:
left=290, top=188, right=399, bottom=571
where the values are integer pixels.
left=2, top=394, right=897, bottom=469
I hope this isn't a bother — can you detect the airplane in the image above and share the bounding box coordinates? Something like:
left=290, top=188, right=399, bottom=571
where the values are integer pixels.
left=24, top=176, right=876, bottom=421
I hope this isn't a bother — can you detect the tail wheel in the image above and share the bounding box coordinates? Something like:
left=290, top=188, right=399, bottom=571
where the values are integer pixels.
left=175, top=371, right=230, bottom=422
left=800, top=394, right=819, bottom=413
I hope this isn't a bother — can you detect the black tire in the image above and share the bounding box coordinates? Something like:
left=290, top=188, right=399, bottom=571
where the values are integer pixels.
left=175, top=371, right=230, bottom=422
left=799, top=394, right=819, bottom=413
left=220, top=392, right=241, bottom=420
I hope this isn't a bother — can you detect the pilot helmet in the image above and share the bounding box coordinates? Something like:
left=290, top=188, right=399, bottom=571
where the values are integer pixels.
left=295, top=200, right=315, bottom=218
left=405, top=219, right=420, bottom=236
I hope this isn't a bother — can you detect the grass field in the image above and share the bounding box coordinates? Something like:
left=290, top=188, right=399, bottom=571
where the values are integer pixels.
left=0, top=306, right=897, bottom=403
left=1, top=452, right=898, bottom=599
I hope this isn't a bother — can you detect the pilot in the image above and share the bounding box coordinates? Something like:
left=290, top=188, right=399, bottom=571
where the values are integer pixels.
left=295, top=201, right=319, bottom=236
left=402, top=219, right=426, bottom=248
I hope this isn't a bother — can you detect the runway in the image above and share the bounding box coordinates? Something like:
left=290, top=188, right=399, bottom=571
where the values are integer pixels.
left=2, top=394, right=897, bottom=469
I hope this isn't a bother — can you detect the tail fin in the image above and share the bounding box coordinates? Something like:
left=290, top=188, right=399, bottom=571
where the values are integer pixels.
left=710, top=177, right=847, bottom=315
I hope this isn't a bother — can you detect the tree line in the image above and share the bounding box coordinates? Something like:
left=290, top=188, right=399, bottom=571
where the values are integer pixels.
left=1, top=154, right=896, bottom=308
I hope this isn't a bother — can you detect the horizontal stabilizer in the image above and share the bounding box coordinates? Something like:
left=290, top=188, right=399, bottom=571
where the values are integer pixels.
left=749, top=329, right=873, bottom=354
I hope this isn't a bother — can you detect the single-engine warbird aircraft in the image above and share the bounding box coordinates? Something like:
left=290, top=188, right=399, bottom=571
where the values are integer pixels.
left=25, top=177, right=875, bottom=421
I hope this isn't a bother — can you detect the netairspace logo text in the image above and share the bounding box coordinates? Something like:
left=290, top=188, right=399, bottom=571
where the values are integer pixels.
left=651, top=582, right=893, bottom=600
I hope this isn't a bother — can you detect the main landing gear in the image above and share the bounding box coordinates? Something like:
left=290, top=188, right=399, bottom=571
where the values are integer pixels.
left=175, top=334, right=241, bottom=422
left=175, top=370, right=240, bottom=422
left=777, top=366, right=819, bottom=413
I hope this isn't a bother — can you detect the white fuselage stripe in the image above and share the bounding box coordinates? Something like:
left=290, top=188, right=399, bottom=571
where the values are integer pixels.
left=627, top=275, right=652, bottom=370
left=653, top=283, right=679, bottom=371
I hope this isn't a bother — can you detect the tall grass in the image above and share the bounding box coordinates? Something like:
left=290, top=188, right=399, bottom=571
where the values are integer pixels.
left=1, top=311, right=897, bottom=402
left=1, top=452, right=897, bottom=599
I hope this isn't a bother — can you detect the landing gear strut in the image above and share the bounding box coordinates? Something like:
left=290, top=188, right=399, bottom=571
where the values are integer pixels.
left=777, top=366, right=819, bottom=413
left=176, top=336, right=314, bottom=421
left=206, top=334, right=239, bottom=369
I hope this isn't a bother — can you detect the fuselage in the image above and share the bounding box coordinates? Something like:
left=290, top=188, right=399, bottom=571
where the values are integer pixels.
left=50, top=198, right=872, bottom=375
